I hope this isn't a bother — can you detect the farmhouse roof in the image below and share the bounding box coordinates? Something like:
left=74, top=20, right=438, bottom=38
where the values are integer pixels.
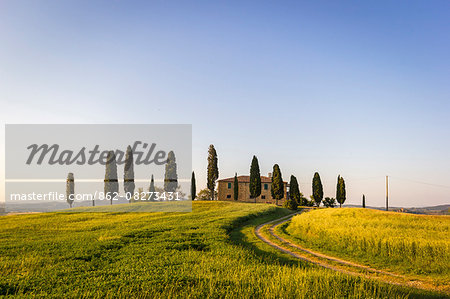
left=218, top=175, right=286, bottom=184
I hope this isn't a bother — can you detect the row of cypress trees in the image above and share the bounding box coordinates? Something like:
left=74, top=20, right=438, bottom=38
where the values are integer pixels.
left=66, top=143, right=359, bottom=207
left=104, top=147, right=178, bottom=203
left=199, top=144, right=348, bottom=209
left=66, top=146, right=179, bottom=207
left=288, top=171, right=348, bottom=210
left=249, top=155, right=347, bottom=210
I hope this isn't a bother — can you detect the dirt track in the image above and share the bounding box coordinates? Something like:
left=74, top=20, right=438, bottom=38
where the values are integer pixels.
left=254, top=210, right=449, bottom=295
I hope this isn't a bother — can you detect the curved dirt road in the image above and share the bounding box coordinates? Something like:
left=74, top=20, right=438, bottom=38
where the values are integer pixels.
left=255, top=211, right=447, bottom=294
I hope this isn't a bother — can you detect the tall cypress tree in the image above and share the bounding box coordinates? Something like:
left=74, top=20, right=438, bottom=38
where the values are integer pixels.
left=191, top=171, right=196, bottom=201
left=271, top=164, right=284, bottom=206
left=104, top=151, right=119, bottom=205
left=362, top=194, right=366, bottom=208
left=312, top=172, right=323, bottom=207
left=336, top=175, right=341, bottom=207
left=233, top=173, right=239, bottom=201
left=284, top=175, right=299, bottom=210
left=336, top=176, right=346, bottom=208
left=207, top=145, right=219, bottom=200
left=289, top=175, right=300, bottom=206
left=164, top=151, right=178, bottom=193
left=66, top=172, right=74, bottom=208
left=124, top=145, right=135, bottom=202
left=148, top=174, right=156, bottom=201
left=249, top=156, right=261, bottom=203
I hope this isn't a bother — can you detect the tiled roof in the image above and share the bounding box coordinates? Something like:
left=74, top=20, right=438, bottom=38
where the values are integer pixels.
left=218, top=175, right=285, bottom=183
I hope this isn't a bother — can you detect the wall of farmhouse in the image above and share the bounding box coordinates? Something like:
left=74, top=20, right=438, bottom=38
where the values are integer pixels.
left=217, top=181, right=287, bottom=205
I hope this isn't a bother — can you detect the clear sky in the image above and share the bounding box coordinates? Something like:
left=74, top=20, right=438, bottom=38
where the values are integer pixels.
left=1, top=1, right=449, bottom=207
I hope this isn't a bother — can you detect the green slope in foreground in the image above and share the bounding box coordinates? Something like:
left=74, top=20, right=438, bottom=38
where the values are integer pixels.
left=0, top=202, right=445, bottom=298
left=286, top=208, right=450, bottom=286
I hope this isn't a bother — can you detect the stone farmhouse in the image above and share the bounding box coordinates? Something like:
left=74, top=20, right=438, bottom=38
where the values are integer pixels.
left=217, top=174, right=288, bottom=205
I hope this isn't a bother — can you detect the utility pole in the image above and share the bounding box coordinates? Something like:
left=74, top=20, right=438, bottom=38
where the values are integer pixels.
left=386, top=175, right=389, bottom=211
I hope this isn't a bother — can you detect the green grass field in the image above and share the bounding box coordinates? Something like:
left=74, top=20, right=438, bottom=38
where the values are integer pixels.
left=285, top=208, right=450, bottom=285
left=0, top=202, right=446, bottom=298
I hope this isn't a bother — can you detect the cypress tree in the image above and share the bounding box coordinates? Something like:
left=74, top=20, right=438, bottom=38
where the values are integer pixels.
left=289, top=175, right=300, bottom=206
left=164, top=151, right=178, bottom=193
left=191, top=171, right=196, bottom=201
left=312, top=172, right=323, bottom=207
left=66, top=172, right=74, bottom=208
left=284, top=175, right=299, bottom=210
left=336, top=176, right=346, bottom=208
left=148, top=174, right=156, bottom=201
left=104, top=151, right=119, bottom=205
left=233, top=173, right=239, bottom=201
left=362, top=194, right=366, bottom=208
left=207, top=145, right=219, bottom=200
left=271, top=164, right=284, bottom=206
left=249, top=156, right=261, bottom=203
left=336, top=175, right=341, bottom=207
left=124, top=145, right=135, bottom=202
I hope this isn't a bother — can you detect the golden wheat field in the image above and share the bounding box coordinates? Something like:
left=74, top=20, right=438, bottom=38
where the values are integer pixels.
left=286, top=208, right=450, bottom=284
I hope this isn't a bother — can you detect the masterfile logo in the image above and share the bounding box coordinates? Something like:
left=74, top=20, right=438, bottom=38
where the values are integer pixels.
left=25, top=141, right=168, bottom=166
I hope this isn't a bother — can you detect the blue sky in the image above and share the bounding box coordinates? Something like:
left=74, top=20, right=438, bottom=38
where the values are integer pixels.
left=1, top=1, right=449, bottom=207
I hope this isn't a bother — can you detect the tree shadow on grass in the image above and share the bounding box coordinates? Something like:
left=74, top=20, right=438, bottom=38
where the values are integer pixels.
left=225, top=209, right=316, bottom=269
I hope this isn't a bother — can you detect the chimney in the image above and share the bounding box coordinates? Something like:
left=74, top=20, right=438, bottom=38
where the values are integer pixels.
left=268, top=172, right=272, bottom=178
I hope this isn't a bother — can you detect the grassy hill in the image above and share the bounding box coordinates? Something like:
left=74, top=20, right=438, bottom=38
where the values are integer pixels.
left=0, top=202, right=445, bottom=298
left=285, top=208, right=450, bottom=285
